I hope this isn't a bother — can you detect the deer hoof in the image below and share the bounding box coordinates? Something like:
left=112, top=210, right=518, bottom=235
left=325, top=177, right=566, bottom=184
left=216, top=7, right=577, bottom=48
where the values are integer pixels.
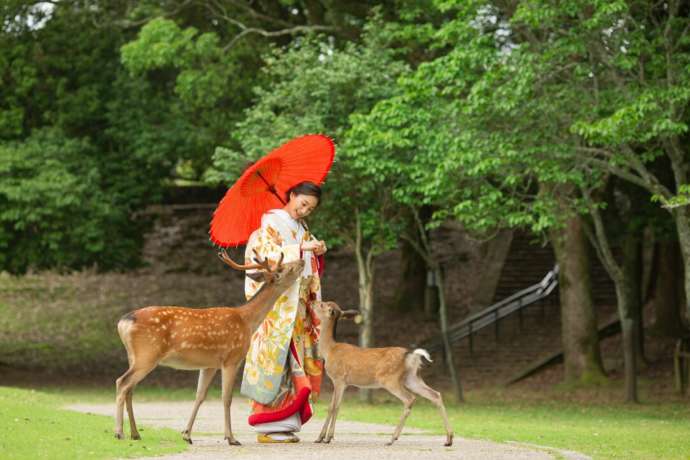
left=225, top=437, right=241, bottom=446
left=314, top=438, right=324, bottom=443
left=444, top=434, right=454, bottom=447
left=114, top=433, right=124, bottom=440
left=131, top=433, right=141, bottom=441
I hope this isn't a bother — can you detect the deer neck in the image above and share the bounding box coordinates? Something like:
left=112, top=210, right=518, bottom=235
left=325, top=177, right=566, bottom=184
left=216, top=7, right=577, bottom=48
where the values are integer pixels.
left=238, top=280, right=292, bottom=332
left=317, top=318, right=337, bottom=359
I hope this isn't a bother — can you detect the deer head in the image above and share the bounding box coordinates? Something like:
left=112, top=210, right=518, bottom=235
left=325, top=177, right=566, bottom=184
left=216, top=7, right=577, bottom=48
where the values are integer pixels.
left=218, top=248, right=304, bottom=287
left=314, top=301, right=359, bottom=322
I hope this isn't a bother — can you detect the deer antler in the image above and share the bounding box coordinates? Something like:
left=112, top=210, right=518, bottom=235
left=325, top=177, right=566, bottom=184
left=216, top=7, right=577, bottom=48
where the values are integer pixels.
left=268, top=252, right=285, bottom=272
left=218, top=249, right=263, bottom=271
left=218, top=249, right=285, bottom=273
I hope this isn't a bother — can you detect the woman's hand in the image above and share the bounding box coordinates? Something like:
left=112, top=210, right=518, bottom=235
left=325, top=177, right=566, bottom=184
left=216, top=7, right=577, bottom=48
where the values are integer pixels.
left=301, top=240, right=321, bottom=252
left=314, top=240, right=327, bottom=256
left=302, top=240, right=327, bottom=255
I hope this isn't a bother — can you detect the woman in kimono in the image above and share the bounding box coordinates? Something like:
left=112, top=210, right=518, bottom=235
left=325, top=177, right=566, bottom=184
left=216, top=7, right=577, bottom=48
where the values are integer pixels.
left=240, top=181, right=327, bottom=443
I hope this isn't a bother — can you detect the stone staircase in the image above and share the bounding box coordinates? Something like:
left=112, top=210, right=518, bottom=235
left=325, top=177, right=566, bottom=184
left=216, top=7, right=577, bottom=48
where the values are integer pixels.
left=422, top=232, right=617, bottom=390
left=493, top=232, right=616, bottom=306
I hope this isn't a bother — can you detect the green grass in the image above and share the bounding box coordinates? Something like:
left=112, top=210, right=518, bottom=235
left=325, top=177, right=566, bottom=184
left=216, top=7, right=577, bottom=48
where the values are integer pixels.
left=311, top=395, right=690, bottom=460
left=0, top=273, right=128, bottom=372
left=36, top=382, right=224, bottom=404
left=0, top=386, right=187, bottom=460
left=12, top=382, right=690, bottom=459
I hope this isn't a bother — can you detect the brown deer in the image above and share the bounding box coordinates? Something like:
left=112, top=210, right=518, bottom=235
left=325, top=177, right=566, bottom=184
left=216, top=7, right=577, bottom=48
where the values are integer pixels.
left=313, top=301, right=453, bottom=447
left=114, top=250, right=304, bottom=445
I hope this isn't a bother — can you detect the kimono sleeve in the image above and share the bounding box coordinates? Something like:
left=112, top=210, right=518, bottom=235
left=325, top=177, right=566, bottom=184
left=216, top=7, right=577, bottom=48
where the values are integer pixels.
left=246, top=213, right=300, bottom=270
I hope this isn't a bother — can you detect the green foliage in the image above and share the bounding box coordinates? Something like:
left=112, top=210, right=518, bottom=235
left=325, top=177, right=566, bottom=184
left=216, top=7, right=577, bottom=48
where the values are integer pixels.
left=0, top=129, right=131, bottom=273
left=0, top=2, right=256, bottom=272
left=347, top=0, right=688, bottom=244
left=0, top=4, right=165, bottom=272
left=652, top=184, right=690, bottom=211
left=210, top=21, right=408, bottom=250
left=119, top=16, right=271, bottom=179
left=347, top=1, right=564, bottom=236
left=2, top=0, right=687, bottom=274
left=121, top=18, right=232, bottom=109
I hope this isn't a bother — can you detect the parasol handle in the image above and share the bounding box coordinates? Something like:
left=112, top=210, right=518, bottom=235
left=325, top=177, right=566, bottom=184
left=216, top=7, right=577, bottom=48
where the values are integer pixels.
left=256, top=171, right=287, bottom=205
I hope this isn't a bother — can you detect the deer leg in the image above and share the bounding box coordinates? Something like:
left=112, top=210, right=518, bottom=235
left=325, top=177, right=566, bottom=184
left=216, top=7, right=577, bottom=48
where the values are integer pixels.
left=385, top=384, right=415, bottom=446
left=115, top=363, right=155, bottom=440
left=405, top=373, right=453, bottom=446
left=324, top=382, right=346, bottom=443
left=315, top=386, right=337, bottom=443
left=115, top=368, right=133, bottom=440
left=125, top=388, right=140, bottom=440
left=182, top=368, right=218, bottom=444
left=221, top=362, right=241, bottom=446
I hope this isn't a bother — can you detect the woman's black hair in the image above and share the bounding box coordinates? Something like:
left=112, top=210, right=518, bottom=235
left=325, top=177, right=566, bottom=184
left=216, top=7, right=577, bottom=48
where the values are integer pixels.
left=286, top=181, right=322, bottom=204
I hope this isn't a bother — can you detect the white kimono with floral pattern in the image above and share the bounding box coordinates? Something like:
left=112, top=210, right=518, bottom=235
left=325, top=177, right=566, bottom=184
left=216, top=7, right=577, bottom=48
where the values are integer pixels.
left=240, top=210, right=322, bottom=415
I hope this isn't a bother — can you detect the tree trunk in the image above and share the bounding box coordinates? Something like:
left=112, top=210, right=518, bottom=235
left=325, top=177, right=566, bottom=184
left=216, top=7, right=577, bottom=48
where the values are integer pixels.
left=357, top=256, right=374, bottom=348
left=474, top=229, right=514, bottom=309
left=405, top=207, right=463, bottom=401
left=615, top=281, right=639, bottom=403
left=549, top=215, right=606, bottom=384
left=355, top=212, right=374, bottom=403
left=393, top=237, right=427, bottom=312
left=424, top=269, right=439, bottom=318
left=435, top=265, right=464, bottom=402
left=641, top=226, right=656, bottom=304
left=649, top=240, right=688, bottom=337
left=673, top=209, right=690, bottom=327
left=620, top=231, right=645, bottom=365
left=584, top=185, right=640, bottom=401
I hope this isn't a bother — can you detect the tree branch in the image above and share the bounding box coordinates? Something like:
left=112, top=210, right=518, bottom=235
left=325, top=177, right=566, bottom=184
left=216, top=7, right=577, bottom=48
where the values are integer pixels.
left=365, top=245, right=375, bottom=276
left=223, top=23, right=336, bottom=50
left=580, top=186, right=624, bottom=283
left=222, top=0, right=295, bottom=28
left=110, top=0, right=195, bottom=29
left=621, top=144, right=674, bottom=199
left=580, top=155, right=655, bottom=193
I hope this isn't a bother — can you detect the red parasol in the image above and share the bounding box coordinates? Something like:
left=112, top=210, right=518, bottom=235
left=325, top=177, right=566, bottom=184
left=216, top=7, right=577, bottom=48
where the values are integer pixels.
left=209, top=134, right=335, bottom=247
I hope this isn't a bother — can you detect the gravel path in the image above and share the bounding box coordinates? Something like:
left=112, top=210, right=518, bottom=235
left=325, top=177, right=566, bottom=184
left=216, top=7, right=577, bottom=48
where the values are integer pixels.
left=68, top=399, right=589, bottom=460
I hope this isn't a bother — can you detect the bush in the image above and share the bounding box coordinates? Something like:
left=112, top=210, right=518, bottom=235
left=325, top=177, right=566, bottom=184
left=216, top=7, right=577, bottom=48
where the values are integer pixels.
left=0, top=128, right=139, bottom=273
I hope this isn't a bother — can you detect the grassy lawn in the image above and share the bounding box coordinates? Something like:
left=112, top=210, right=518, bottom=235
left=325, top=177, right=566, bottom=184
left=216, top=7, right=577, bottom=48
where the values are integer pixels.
left=0, top=386, right=187, bottom=460
left=8, top=382, right=690, bottom=460
left=311, top=394, right=690, bottom=460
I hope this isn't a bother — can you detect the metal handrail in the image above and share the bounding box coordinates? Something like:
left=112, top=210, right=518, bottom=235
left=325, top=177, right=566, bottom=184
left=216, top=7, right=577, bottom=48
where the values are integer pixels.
left=420, top=265, right=560, bottom=352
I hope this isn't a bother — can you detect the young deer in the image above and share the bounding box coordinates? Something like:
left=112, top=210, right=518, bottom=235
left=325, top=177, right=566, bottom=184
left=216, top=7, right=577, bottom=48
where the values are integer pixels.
left=114, top=250, right=304, bottom=445
left=313, top=301, right=453, bottom=447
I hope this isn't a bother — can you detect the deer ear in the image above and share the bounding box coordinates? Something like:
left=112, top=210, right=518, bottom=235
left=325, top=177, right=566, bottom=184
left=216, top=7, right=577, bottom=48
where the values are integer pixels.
left=340, top=309, right=359, bottom=319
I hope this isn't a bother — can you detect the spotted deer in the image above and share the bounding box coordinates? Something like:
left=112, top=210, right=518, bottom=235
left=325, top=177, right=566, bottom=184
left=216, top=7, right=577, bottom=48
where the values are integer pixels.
left=114, top=250, right=304, bottom=445
left=313, top=301, right=453, bottom=446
